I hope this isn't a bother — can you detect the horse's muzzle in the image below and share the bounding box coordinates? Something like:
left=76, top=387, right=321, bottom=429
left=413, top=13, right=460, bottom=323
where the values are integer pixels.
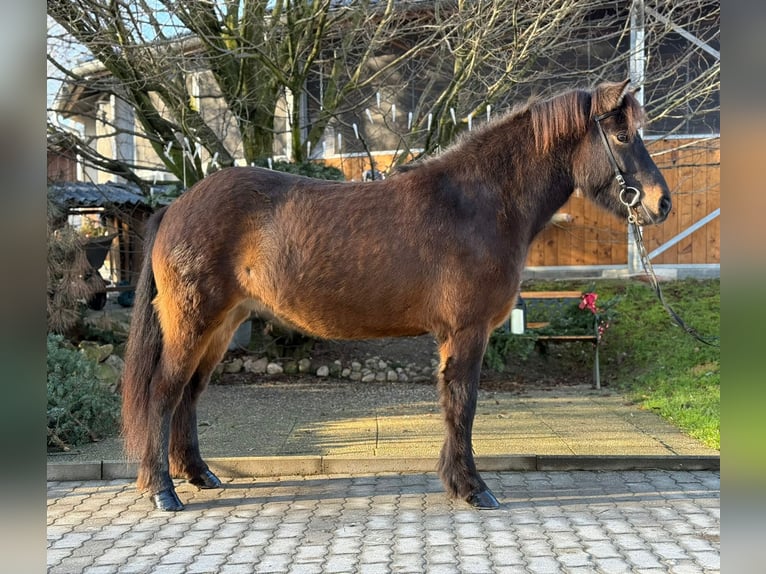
left=638, top=184, right=672, bottom=225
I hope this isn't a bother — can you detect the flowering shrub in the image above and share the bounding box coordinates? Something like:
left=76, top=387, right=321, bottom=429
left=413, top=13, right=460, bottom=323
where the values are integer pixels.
left=536, top=290, right=620, bottom=343
left=578, top=292, right=613, bottom=341
left=484, top=288, right=620, bottom=371
left=579, top=292, right=598, bottom=313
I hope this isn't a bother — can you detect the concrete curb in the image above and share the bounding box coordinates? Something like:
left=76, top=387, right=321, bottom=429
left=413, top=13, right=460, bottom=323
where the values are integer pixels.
left=47, top=454, right=719, bottom=482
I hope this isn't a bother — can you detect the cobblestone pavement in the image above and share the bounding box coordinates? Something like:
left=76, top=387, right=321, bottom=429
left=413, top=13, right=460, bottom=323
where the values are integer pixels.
left=47, top=470, right=719, bottom=574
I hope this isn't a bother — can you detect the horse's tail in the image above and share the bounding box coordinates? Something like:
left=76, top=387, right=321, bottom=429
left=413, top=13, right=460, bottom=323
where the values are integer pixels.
left=121, top=206, right=168, bottom=460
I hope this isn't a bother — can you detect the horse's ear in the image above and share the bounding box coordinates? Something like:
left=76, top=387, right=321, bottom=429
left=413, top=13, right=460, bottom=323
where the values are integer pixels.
left=593, top=79, right=632, bottom=115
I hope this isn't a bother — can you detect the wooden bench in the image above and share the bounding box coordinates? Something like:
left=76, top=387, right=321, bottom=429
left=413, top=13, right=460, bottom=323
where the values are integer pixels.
left=516, top=290, right=602, bottom=389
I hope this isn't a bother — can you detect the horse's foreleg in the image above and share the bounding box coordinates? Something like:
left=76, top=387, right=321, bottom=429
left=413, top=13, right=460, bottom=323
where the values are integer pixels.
left=436, top=327, right=499, bottom=509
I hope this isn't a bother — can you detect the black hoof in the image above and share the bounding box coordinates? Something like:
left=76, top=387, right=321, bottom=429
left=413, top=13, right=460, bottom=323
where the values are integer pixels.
left=152, top=488, right=185, bottom=511
left=466, top=489, right=500, bottom=509
left=188, top=469, right=222, bottom=489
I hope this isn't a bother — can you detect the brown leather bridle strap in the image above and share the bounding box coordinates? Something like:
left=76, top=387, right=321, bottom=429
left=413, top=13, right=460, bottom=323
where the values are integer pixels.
left=594, top=110, right=642, bottom=218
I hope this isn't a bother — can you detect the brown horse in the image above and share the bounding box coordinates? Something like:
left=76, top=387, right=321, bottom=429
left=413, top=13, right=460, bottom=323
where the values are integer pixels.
left=122, top=79, right=671, bottom=511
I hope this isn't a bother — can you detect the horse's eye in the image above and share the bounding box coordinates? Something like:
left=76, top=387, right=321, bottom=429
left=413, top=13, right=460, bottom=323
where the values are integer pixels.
left=616, top=131, right=629, bottom=143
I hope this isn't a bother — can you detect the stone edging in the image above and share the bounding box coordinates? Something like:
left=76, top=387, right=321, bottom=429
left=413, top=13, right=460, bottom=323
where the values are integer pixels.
left=47, top=454, right=720, bottom=482
left=216, top=355, right=439, bottom=383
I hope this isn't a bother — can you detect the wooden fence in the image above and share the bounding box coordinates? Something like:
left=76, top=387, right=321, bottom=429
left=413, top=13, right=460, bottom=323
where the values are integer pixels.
left=640, top=137, right=720, bottom=266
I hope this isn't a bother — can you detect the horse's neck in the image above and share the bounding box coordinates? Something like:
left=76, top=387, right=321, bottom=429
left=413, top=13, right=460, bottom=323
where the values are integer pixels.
left=429, top=119, right=577, bottom=236
left=491, top=143, right=576, bottom=237
left=528, top=167, right=575, bottom=226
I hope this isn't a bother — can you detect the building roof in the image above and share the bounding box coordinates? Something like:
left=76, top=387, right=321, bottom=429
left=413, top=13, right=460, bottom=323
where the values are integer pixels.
left=48, top=181, right=149, bottom=208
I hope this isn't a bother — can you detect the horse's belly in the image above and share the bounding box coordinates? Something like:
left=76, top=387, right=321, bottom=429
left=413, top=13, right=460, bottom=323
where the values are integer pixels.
left=244, top=287, right=429, bottom=340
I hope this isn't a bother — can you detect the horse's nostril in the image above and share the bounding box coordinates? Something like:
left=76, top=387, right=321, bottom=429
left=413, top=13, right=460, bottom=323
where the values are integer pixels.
left=660, top=196, right=672, bottom=216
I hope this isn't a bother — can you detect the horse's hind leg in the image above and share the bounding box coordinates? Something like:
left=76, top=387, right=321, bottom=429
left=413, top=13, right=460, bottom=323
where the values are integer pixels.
left=167, top=372, right=220, bottom=490
left=137, top=342, right=200, bottom=511
left=168, top=307, right=251, bottom=490
left=436, top=326, right=499, bottom=509
left=138, top=294, right=242, bottom=511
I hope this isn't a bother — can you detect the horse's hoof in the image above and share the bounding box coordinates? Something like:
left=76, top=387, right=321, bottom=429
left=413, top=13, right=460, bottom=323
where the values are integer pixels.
left=467, top=489, right=500, bottom=509
left=151, top=488, right=185, bottom=511
left=188, top=469, right=222, bottom=490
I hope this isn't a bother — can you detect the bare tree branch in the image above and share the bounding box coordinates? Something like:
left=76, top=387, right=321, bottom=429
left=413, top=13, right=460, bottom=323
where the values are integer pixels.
left=48, top=0, right=719, bottom=182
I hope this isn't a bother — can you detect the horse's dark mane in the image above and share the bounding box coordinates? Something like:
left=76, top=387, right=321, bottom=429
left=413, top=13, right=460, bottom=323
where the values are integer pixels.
left=528, top=85, right=644, bottom=153
left=400, top=83, right=645, bottom=171
left=529, top=89, right=591, bottom=153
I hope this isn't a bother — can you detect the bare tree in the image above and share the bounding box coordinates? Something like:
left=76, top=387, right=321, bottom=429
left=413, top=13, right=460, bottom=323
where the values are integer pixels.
left=47, top=0, right=718, bottom=185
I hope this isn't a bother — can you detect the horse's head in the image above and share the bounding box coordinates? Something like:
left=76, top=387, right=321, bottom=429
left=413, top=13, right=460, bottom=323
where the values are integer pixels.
left=575, top=79, right=672, bottom=225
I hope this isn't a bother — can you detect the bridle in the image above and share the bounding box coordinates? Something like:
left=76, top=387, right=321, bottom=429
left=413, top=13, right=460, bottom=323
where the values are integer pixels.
left=594, top=109, right=719, bottom=347
left=594, top=110, right=643, bottom=222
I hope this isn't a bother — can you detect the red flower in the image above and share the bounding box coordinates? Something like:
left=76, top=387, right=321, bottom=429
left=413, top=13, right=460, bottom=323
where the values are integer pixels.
left=579, top=292, right=599, bottom=314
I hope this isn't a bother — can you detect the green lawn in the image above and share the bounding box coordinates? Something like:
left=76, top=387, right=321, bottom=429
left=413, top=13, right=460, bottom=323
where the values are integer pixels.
left=515, top=278, right=720, bottom=450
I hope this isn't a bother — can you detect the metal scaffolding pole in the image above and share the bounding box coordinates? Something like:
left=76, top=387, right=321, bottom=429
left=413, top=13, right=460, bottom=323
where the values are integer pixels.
left=628, top=0, right=645, bottom=275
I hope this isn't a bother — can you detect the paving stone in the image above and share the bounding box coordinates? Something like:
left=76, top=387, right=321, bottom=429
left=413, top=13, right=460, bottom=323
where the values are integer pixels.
left=115, top=555, right=163, bottom=573
left=557, top=548, right=593, bottom=568
left=49, top=531, right=93, bottom=549
left=677, top=534, right=716, bottom=553
left=547, top=530, right=582, bottom=549
left=455, top=537, right=488, bottom=556
left=255, top=553, right=292, bottom=572
left=92, top=546, right=139, bottom=565
left=612, top=532, right=647, bottom=550
left=394, top=536, right=424, bottom=554
left=294, top=543, right=328, bottom=562
left=47, top=470, right=720, bottom=574
left=650, top=540, right=690, bottom=561
left=426, top=544, right=458, bottom=564
left=394, top=522, right=423, bottom=537
left=667, top=562, right=705, bottom=574
left=135, top=538, right=176, bottom=556
left=526, top=555, right=562, bottom=573
left=390, top=553, right=425, bottom=574
left=625, top=549, right=665, bottom=569
left=227, top=545, right=266, bottom=564
left=425, top=564, right=461, bottom=574
left=593, top=557, right=635, bottom=574
left=359, top=543, right=391, bottom=564
left=158, top=546, right=198, bottom=565
left=490, top=545, right=526, bottom=566
left=219, top=564, right=263, bottom=574
left=82, top=566, right=119, bottom=574
left=458, top=554, right=494, bottom=573
left=691, top=550, right=720, bottom=570
left=51, top=555, right=96, bottom=573
left=324, top=553, right=358, bottom=573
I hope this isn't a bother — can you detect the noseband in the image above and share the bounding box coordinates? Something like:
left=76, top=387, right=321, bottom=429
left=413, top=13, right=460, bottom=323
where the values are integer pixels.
left=594, top=110, right=642, bottom=222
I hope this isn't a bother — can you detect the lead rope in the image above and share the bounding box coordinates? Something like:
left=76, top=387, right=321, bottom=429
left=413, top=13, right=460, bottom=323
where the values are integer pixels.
left=625, top=207, right=720, bottom=347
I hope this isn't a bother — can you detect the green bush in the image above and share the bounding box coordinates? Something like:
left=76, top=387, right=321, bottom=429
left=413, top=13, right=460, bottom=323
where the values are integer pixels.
left=47, top=333, right=120, bottom=450
left=483, top=330, right=537, bottom=371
